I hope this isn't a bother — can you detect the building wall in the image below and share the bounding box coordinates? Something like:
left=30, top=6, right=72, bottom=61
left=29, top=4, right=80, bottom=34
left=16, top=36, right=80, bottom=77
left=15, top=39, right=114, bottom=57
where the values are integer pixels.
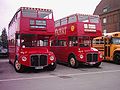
left=100, top=9, right=120, bottom=33
left=94, top=0, right=120, bottom=33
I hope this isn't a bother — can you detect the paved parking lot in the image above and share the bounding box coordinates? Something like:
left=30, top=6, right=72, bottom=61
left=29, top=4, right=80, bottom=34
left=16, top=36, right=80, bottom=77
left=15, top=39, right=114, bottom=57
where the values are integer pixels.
left=0, top=58, right=120, bottom=90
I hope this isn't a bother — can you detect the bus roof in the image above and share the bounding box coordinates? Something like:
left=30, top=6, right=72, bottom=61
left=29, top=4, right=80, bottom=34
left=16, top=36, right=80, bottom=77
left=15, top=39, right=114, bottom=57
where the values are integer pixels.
left=56, top=13, right=99, bottom=22
left=94, top=32, right=120, bottom=40
left=18, top=7, right=53, bottom=12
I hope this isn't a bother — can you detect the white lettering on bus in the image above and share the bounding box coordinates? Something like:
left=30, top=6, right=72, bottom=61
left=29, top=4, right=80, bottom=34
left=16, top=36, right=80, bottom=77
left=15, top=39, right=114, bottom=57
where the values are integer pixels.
left=84, top=24, right=96, bottom=32
left=84, top=29, right=96, bottom=32
left=55, top=27, right=67, bottom=35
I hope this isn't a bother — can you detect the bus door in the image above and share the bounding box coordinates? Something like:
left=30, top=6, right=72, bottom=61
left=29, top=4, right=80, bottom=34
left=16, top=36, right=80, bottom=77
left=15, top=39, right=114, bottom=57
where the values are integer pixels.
left=56, top=39, right=68, bottom=62
left=104, top=37, right=111, bottom=60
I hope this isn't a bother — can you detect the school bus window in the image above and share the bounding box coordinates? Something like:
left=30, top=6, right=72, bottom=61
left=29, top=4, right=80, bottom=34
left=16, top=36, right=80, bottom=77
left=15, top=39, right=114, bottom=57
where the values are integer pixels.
left=96, top=39, right=99, bottom=44
left=92, top=40, right=96, bottom=44
left=112, top=38, right=120, bottom=44
left=100, top=39, right=104, bottom=44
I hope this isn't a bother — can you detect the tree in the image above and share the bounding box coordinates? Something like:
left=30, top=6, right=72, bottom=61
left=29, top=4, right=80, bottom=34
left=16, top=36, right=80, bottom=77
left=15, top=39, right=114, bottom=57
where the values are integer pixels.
left=1, top=28, right=8, bottom=48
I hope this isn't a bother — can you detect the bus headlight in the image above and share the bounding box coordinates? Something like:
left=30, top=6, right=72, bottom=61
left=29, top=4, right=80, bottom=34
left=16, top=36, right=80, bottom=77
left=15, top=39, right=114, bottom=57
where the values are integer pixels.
left=22, top=56, right=27, bottom=61
left=50, top=56, right=54, bottom=61
left=80, top=54, right=83, bottom=59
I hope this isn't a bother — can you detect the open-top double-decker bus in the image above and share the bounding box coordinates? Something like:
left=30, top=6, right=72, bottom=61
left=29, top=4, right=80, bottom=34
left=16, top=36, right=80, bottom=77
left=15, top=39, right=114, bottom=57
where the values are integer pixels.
left=51, top=14, right=103, bottom=68
left=8, top=7, right=56, bottom=72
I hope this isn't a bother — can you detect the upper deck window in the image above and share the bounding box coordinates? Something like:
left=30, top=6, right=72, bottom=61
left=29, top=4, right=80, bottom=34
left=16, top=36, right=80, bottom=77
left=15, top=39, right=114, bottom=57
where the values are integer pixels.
left=78, top=15, right=89, bottom=22
left=55, top=20, right=60, bottom=27
left=61, top=18, right=67, bottom=25
left=22, top=9, right=37, bottom=18
left=68, top=15, right=77, bottom=23
left=38, top=11, right=52, bottom=19
left=89, top=16, right=99, bottom=23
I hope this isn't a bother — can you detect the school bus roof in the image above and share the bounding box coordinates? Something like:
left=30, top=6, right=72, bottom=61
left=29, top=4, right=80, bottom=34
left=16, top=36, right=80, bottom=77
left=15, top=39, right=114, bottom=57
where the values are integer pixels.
left=105, top=32, right=120, bottom=37
left=93, top=36, right=103, bottom=40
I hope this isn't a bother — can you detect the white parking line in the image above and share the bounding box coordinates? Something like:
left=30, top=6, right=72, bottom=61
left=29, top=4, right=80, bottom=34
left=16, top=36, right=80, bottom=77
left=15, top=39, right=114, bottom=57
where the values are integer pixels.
left=0, top=69, right=120, bottom=82
left=0, top=60, right=9, bottom=62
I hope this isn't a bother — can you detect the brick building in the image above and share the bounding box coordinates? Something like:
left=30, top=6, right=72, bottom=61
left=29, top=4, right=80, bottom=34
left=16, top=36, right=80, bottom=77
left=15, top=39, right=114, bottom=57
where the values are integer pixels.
left=94, top=0, right=120, bottom=33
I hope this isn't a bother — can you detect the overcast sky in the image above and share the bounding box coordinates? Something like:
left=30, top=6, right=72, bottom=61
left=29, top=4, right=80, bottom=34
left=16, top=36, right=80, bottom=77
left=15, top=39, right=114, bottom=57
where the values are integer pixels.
left=0, top=0, right=101, bottom=34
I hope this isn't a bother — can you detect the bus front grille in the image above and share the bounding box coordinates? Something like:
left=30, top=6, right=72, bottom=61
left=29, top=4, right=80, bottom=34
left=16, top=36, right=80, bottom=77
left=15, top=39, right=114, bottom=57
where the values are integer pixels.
left=31, top=55, right=47, bottom=66
left=87, top=53, right=98, bottom=62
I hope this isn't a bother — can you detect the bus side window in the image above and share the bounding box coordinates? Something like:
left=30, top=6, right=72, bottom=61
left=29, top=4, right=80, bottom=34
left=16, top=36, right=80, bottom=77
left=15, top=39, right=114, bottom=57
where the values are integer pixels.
left=96, top=39, right=99, bottom=44
left=69, top=41, right=73, bottom=47
left=16, top=34, right=20, bottom=46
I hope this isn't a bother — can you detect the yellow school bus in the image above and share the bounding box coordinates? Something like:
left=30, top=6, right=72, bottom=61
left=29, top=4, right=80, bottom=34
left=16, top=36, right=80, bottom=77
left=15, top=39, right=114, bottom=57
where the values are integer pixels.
left=93, top=32, right=120, bottom=64
left=92, top=36, right=104, bottom=57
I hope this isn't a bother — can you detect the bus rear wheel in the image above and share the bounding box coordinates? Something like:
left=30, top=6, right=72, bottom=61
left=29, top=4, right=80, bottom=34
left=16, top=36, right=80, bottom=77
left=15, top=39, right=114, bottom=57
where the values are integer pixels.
left=68, top=55, right=79, bottom=68
left=14, top=59, right=25, bottom=73
left=114, top=53, right=120, bottom=64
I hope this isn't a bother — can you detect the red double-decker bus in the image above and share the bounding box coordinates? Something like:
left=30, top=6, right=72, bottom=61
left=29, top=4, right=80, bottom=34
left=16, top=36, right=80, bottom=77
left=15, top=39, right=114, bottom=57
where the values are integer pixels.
left=51, top=14, right=102, bottom=68
left=8, top=7, right=56, bottom=72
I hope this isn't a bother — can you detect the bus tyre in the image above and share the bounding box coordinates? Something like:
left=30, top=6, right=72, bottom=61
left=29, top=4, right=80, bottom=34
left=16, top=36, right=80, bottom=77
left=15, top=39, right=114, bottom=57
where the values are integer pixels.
left=9, top=58, right=12, bottom=64
left=93, top=62, right=101, bottom=67
left=68, top=55, right=79, bottom=68
left=47, top=62, right=57, bottom=71
left=14, top=59, right=25, bottom=73
left=9, top=60, right=12, bottom=64
left=114, top=53, right=120, bottom=64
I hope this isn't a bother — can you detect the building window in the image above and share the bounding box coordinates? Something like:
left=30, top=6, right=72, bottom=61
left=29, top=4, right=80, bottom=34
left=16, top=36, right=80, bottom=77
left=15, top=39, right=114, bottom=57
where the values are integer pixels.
left=103, top=8, right=108, bottom=13
left=103, top=29, right=107, bottom=36
left=103, top=18, right=107, bottom=24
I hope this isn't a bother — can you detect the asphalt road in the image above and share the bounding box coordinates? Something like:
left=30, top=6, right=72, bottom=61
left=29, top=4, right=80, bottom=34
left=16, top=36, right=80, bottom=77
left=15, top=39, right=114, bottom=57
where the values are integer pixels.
left=0, top=58, right=120, bottom=90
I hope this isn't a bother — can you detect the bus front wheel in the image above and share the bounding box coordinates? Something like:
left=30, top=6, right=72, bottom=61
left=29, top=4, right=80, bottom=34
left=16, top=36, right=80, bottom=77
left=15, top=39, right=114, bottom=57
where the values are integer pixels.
left=68, top=55, right=79, bottom=68
left=114, top=53, right=120, bottom=64
left=93, top=62, right=101, bottom=67
left=46, top=62, right=57, bottom=71
left=14, top=59, right=25, bottom=73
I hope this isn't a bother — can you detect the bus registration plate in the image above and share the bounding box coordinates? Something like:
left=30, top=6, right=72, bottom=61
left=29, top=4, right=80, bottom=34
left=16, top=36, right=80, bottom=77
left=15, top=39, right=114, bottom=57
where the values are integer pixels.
left=35, top=66, right=43, bottom=69
left=89, top=62, right=96, bottom=65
